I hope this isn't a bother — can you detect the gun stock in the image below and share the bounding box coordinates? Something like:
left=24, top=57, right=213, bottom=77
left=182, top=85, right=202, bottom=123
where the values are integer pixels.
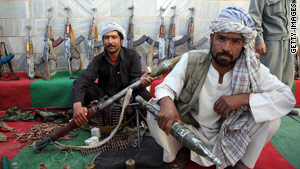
left=52, top=37, right=64, bottom=47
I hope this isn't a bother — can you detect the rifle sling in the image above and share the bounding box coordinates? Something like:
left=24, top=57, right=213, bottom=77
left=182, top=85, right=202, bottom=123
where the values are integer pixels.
left=69, top=25, right=82, bottom=72
left=94, top=25, right=101, bottom=54
left=48, top=40, right=58, bottom=77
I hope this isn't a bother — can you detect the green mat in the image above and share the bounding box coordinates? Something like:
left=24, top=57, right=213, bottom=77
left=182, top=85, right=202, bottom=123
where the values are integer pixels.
left=30, top=70, right=82, bottom=108
left=271, top=115, right=300, bottom=168
left=9, top=128, right=96, bottom=169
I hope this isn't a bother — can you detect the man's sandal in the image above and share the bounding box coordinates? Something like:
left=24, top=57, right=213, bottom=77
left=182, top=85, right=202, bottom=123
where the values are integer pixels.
left=170, top=147, right=189, bottom=169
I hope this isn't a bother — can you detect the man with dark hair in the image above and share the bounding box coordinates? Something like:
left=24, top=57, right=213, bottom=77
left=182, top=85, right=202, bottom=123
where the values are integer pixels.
left=147, top=6, right=295, bottom=169
left=72, top=22, right=153, bottom=126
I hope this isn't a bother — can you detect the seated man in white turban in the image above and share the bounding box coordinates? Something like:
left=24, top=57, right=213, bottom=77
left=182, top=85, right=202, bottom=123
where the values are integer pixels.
left=147, top=6, right=295, bottom=169
left=72, top=22, right=154, bottom=126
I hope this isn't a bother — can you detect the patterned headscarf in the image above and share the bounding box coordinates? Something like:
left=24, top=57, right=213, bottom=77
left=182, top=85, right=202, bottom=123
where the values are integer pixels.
left=210, top=6, right=260, bottom=168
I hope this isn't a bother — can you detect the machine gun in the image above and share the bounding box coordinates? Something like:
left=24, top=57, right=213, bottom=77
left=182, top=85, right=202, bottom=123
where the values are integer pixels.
left=64, top=7, right=85, bottom=79
left=42, top=7, right=64, bottom=80
left=135, top=95, right=222, bottom=167
left=86, top=8, right=101, bottom=63
left=25, top=26, right=35, bottom=79
left=33, top=56, right=183, bottom=152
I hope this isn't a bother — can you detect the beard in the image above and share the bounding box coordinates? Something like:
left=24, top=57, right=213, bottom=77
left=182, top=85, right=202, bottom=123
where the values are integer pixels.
left=210, top=46, right=236, bottom=67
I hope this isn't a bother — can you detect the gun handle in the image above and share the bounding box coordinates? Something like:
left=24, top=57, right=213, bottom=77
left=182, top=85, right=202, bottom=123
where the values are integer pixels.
left=53, top=37, right=64, bottom=47
left=188, top=23, right=194, bottom=38
left=170, top=24, right=175, bottom=37
left=159, top=25, right=166, bottom=38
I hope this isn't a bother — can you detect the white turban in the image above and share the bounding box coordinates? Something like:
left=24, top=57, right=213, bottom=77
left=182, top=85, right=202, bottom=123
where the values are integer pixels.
left=100, top=22, right=126, bottom=39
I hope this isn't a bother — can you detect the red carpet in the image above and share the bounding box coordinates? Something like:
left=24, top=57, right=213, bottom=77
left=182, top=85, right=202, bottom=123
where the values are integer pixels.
left=0, top=72, right=39, bottom=111
left=294, top=80, right=300, bottom=106
left=0, top=113, right=41, bottom=162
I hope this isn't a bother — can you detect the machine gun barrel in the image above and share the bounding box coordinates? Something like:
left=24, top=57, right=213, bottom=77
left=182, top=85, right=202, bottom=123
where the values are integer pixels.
left=33, top=56, right=182, bottom=152
left=135, top=95, right=222, bottom=167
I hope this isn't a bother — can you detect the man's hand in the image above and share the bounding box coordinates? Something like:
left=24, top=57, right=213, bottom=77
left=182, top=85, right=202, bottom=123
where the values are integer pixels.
left=73, top=102, right=88, bottom=126
left=256, top=43, right=266, bottom=54
left=157, top=97, right=182, bottom=135
left=140, top=74, right=155, bottom=87
left=213, top=94, right=249, bottom=118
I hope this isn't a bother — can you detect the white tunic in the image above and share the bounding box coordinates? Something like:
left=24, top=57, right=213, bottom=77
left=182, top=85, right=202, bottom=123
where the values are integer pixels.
left=149, top=53, right=295, bottom=168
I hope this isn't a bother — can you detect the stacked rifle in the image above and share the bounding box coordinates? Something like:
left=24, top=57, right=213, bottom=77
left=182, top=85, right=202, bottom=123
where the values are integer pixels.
left=0, top=26, right=19, bottom=81
left=1, top=6, right=207, bottom=80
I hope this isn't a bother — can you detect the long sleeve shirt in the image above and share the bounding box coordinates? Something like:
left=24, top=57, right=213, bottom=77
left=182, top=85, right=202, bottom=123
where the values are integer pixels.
left=72, top=47, right=150, bottom=103
left=155, top=53, right=296, bottom=125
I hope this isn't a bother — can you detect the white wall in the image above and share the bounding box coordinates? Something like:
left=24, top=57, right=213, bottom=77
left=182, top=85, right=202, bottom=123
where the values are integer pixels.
left=0, top=0, right=299, bottom=73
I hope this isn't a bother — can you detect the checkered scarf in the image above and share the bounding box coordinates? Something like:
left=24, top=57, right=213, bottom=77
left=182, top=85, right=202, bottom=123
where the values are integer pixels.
left=210, top=6, right=260, bottom=168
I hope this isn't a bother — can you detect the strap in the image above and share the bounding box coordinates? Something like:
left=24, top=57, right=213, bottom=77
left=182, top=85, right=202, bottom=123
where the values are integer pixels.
left=53, top=88, right=133, bottom=150
left=94, top=25, right=101, bottom=54
left=69, top=25, right=82, bottom=72
left=48, top=40, right=58, bottom=77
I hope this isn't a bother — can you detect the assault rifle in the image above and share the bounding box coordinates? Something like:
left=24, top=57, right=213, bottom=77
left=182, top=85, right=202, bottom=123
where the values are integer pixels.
left=25, top=26, right=35, bottom=79
left=33, top=56, right=183, bottom=152
left=42, top=7, right=64, bottom=80
left=86, top=8, right=101, bottom=63
left=127, top=5, right=134, bottom=49
left=126, top=5, right=148, bottom=49
left=146, top=7, right=190, bottom=58
left=167, top=6, right=176, bottom=59
left=64, top=7, right=85, bottom=79
left=187, top=7, right=195, bottom=51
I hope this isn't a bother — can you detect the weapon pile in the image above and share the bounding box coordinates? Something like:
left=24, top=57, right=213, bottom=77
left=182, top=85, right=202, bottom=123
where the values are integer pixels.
left=0, top=6, right=208, bottom=80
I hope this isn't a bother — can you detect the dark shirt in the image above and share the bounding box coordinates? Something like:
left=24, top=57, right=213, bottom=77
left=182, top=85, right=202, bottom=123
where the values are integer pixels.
left=72, top=47, right=151, bottom=103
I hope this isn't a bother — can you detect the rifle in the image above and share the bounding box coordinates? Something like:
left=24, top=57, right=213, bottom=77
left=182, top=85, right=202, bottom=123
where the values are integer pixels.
left=127, top=5, right=134, bottom=49
left=187, top=7, right=195, bottom=51
left=42, top=7, right=64, bottom=80
left=157, top=7, right=166, bottom=60
left=25, top=26, right=35, bottom=79
left=126, top=5, right=148, bottom=48
left=33, top=56, right=183, bottom=152
left=0, top=26, right=19, bottom=81
left=167, top=6, right=176, bottom=59
left=64, top=7, right=84, bottom=79
left=134, top=96, right=222, bottom=167
left=86, top=8, right=101, bottom=63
